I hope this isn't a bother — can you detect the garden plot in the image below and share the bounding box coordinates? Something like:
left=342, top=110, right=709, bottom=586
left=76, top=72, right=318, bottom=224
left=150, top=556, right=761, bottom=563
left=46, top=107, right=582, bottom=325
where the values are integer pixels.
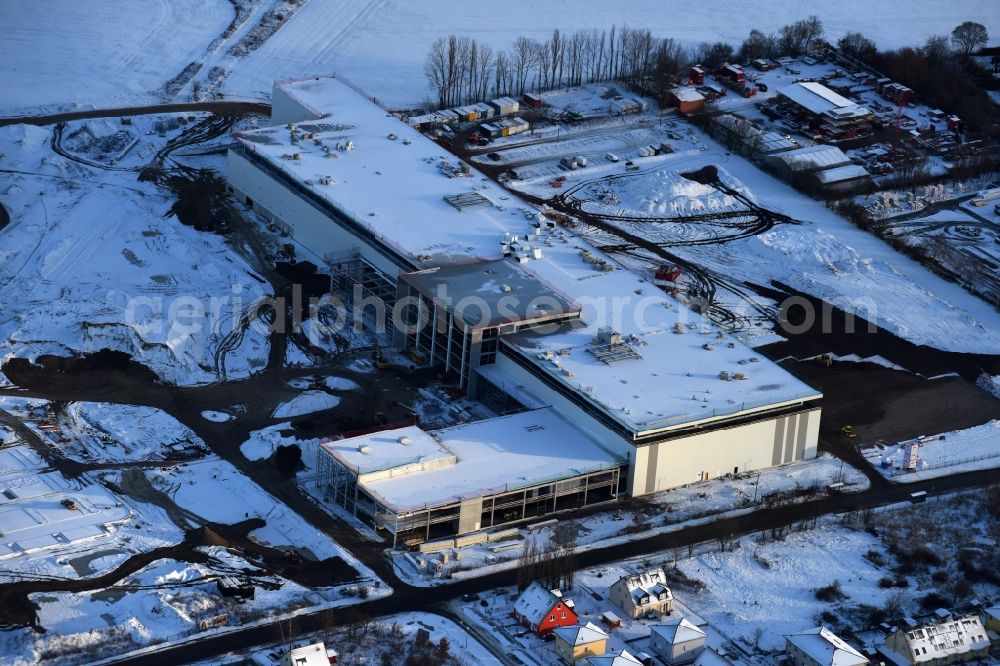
left=392, top=454, right=868, bottom=586
left=0, top=118, right=271, bottom=386
left=674, top=526, right=891, bottom=653
left=204, top=611, right=500, bottom=666
left=863, top=420, right=1000, bottom=481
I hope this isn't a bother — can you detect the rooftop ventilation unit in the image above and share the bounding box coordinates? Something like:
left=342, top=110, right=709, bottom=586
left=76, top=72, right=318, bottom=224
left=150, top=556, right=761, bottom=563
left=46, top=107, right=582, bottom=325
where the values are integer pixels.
left=358, top=444, right=371, bottom=454
left=398, top=435, right=411, bottom=445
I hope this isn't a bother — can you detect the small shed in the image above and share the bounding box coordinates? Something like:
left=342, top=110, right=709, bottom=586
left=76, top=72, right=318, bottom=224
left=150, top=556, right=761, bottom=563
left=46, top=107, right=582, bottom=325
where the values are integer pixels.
left=523, top=92, right=544, bottom=109
left=601, top=611, right=622, bottom=628
left=668, top=87, right=705, bottom=115
left=490, top=96, right=520, bottom=116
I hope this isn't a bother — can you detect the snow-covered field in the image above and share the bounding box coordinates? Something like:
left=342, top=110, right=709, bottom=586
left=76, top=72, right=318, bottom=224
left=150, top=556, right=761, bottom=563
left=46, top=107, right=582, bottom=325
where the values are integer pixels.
left=219, top=0, right=1000, bottom=108
left=0, top=116, right=271, bottom=385
left=863, top=420, right=1000, bottom=482
left=675, top=527, right=891, bottom=652
left=0, top=0, right=234, bottom=115
left=2, top=1, right=997, bottom=116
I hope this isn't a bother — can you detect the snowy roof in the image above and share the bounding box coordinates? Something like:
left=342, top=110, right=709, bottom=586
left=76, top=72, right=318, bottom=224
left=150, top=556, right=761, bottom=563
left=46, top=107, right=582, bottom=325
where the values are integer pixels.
left=779, top=81, right=869, bottom=117
left=501, top=248, right=821, bottom=437
left=814, top=164, right=870, bottom=184
left=241, top=76, right=819, bottom=435
left=771, top=144, right=852, bottom=172
left=554, top=622, right=609, bottom=646
left=319, top=426, right=455, bottom=477
left=694, top=648, right=734, bottom=666
left=617, top=568, right=672, bottom=606
left=671, top=87, right=705, bottom=103
left=282, top=642, right=332, bottom=666
left=330, top=408, right=622, bottom=512
left=237, top=76, right=530, bottom=266
left=587, top=649, right=643, bottom=666
left=400, top=259, right=580, bottom=329
left=785, top=626, right=868, bottom=666
left=895, top=614, right=989, bottom=662
left=651, top=617, right=706, bottom=645
left=514, top=581, right=570, bottom=625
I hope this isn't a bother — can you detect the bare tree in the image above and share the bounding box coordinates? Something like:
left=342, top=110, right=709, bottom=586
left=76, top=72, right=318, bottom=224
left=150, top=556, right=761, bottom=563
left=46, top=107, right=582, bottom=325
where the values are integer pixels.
left=837, top=32, right=877, bottom=61
left=512, top=36, right=538, bottom=95
left=922, top=34, right=952, bottom=64
left=424, top=37, right=449, bottom=108
left=951, top=21, right=988, bottom=57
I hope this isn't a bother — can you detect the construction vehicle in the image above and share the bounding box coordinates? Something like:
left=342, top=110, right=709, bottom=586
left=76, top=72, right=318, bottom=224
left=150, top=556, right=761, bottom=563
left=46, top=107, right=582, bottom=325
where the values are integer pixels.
left=61, top=498, right=78, bottom=511
left=841, top=425, right=857, bottom=439
left=372, top=344, right=389, bottom=369
left=816, top=353, right=833, bottom=367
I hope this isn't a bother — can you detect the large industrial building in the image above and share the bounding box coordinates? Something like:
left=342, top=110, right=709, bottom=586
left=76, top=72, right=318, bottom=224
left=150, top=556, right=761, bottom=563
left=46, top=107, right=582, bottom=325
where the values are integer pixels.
left=777, top=81, right=873, bottom=142
left=227, top=75, right=823, bottom=544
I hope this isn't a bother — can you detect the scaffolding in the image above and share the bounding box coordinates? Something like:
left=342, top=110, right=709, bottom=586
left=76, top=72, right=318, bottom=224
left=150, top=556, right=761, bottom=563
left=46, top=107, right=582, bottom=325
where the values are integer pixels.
left=324, top=248, right=397, bottom=338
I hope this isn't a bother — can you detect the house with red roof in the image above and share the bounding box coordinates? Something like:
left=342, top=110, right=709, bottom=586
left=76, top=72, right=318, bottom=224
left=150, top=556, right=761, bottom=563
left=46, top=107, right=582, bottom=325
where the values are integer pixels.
left=513, top=581, right=579, bottom=635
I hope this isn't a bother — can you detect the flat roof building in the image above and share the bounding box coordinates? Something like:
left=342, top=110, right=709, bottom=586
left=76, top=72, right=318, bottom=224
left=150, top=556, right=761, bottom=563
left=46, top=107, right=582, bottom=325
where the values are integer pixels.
left=316, top=407, right=623, bottom=544
left=228, top=75, right=823, bottom=526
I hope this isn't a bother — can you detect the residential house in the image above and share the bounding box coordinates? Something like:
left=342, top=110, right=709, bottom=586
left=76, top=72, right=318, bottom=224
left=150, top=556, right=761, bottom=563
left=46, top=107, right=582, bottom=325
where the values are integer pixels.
left=882, top=614, right=989, bottom=664
left=609, top=568, right=673, bottom=619
left=513, top=581, right=578, bottom=635
left=983, top=606, right=1000, bottom=635
left=280, top=641, right=335, bottom=666
left=554, top=622, right=609, bottom=663
left=785, top=626, right=867, bottom=666
left=586, top=649, right=644, bottom=666
left=693, top=647, right=734, bottom=666
left=650, top=617, right=707, bottom=665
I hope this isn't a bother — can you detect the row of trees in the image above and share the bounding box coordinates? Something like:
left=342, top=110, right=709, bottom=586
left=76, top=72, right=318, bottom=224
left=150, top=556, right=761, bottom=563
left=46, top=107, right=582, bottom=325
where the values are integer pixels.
left=425, top=26, right=685, bottom=108
left=424, top=16, right=830, bottom=108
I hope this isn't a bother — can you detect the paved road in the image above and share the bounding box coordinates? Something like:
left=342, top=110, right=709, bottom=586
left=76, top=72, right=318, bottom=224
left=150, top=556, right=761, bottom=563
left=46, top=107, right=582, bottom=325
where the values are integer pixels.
left=0, top=101, right=270, bottom=127
left=98, top=465, right=997, bottom=666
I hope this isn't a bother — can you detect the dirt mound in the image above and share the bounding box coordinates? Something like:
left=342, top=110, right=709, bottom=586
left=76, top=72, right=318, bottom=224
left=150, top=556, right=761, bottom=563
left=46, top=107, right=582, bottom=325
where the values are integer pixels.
left=680, top=164, right=719, bottom=185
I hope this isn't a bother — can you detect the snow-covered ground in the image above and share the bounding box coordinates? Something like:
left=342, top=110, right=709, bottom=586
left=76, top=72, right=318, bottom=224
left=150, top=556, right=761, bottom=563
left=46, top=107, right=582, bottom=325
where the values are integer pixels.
left=393, top=453, right=868, bottom=586
left=675, top=526, right=891, bottom=652
left=198, top=611, right=500, bottom=666
left=272, top=390, right=340, bottom=418
left=509, top=119, right=1000, bottom=353
left=2, top=1, right=997, bottom=116
left=0, top=0, right=234, bottom=115
left=240, top=421, right=297, bottom=460
left=863, top=420, right=1000, bottom=482
left=0, top=452, right=389, bottom=665
left=0, top=116, right=271, bottom=385
left=219, top=0, right=1000, bottom=108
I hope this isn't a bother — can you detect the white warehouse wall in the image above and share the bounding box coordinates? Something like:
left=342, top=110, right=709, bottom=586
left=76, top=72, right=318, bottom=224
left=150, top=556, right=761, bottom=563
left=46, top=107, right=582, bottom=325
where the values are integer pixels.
left=227, top=149, right=403, bottom=279
left=491, top=352, right=820, bottom=497
left=631, top=407, right=821, bottom=495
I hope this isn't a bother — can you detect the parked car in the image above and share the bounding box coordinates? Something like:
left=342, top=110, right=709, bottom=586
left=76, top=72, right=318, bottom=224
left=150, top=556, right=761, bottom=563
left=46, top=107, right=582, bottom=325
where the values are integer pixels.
left=487, top=152, right=502, bottom=161
left=605, top=152, right=620, bottom=162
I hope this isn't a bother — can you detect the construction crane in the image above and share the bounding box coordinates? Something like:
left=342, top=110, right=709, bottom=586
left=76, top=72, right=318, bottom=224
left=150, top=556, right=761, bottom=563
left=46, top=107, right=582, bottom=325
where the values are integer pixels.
left=890, top=100, right=904, bottom=162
